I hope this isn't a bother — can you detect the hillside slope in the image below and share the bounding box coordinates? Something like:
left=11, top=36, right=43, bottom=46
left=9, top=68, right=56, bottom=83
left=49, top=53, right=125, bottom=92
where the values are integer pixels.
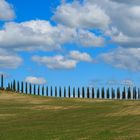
left=0, top=90, right=140, bottom=140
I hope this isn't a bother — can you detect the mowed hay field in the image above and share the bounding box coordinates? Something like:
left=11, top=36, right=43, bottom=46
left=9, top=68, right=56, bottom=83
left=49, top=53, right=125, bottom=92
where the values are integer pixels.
left=0, top=91, right=140, bottom=140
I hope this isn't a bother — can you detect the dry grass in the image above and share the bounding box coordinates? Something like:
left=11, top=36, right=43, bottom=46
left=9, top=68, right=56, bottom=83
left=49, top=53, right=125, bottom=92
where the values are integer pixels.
left=0, top=90, right=140, bottom=140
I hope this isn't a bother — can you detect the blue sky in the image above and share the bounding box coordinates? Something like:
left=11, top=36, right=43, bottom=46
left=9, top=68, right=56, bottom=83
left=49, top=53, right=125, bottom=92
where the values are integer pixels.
left=0, top=0, right=140, bottom=87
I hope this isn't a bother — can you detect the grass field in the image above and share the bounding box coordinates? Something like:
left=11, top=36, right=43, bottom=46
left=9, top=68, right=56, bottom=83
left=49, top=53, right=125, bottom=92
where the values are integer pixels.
left=0, top=90, right=140, bottom=140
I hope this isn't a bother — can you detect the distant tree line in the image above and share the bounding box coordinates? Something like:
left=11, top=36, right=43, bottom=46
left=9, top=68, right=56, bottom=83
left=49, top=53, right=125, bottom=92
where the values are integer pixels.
left=0, top=74, right=140, bottom=100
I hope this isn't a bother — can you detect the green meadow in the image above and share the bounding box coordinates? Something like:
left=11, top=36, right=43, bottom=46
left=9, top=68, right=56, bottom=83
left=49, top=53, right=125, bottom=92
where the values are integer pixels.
left=0, top=90, right=140, bottom=140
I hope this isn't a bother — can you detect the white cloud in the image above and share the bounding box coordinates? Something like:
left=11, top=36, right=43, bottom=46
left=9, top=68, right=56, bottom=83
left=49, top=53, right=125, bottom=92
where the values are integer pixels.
left=110, top=0, right=140, bottom=5
left=120, top=79, right=134, bottom=87
left=25, top=76, right=46, bottom=85
left=32, top=55, right=77, bottom=69
left=76, top=29, right=104, bottom=47
left=32, top=50, right=93, bottom=69
left=0, top=0, right=15, bottom=20
left=52, top=1, right=110, bottom=30
left=0, top=20, right=105, bottom=52
left=0, top=49, right=22, bottom=69
left=99, top=47, right=140, bottom=71
left=69, top=50, right=92, bottom=62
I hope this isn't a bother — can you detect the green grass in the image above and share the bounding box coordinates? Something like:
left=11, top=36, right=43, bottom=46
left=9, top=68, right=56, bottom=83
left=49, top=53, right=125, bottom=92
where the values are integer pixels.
left=0, top=90, right=140, bottom=140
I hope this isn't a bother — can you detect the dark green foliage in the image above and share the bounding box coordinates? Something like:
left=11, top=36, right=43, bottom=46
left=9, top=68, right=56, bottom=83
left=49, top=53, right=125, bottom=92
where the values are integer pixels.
left=1, top=74, right=4, bottom=89
left=38, top=85, right=40, bottom=95
left=117, top=87, right=120, bottom=99
left=73, top=87, right=75, bottom=98
left=29, top=84, right=32, bottom=94
left=112, top=88, right=115, bottom=99
left=59, top=87, right=62, bottom=97
left=46, top=86, right=48, bottom=96
left=87, top=87, right=90, bottom=98
left=17, top=81, right=20, bottom=92
left=78, top=87, right=80, bottom=98
left=68, top=86, right=70, bottom=98
left=50, top=86, right=53, bottom=96
left=138, top=88, right=140, bottom=99
left=82, top=87, right=85, bottom=98
left=127, top=87, right=131, bottom=99
left=133, top=87, right=137, bottom=99
left=21, top=82, right=24, bottom=93
left=92, top=87, right=94, bottom=98
left=106, top=88, right=110, bottom=99
left=33, top=84, right=36, bottom=95
left=122, top=87, right=126, bottom=99
left=25, top=82, right=28, bottom=94
left=78, top=87, right=81, bottom=98
left=55, top=86, right=57, bottom=97
left=97, top=88, right=100, bottom=98
left=64, top=87, right=66, bottom=98
left=101, top=87, right=105, bottom=99
left=42, top=86, right=44, bottom=96
left=13, top=80, right=16, bottom=91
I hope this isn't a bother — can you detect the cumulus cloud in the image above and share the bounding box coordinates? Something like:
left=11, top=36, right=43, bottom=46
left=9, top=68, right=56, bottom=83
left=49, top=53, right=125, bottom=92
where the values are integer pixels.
left=69, top=50, right=92, bottom=62
left=87, top=0, right=140, bottom=36
left=52, top=1, right=110, bottom=30
left=0, top=49, right=22, bottom=69
left=32, top=50, right=93, bottom=69
left=99, top=47, right=140, bottom=71
left=1, top=0, right=140, bottom=72
left=0, top=0, right=15, bottom=20
left=32, top=55, right=77, bottom=69
left=25, top=76, right=46, bottom=85
left=0, top=20, right=105, bottom=52
left=110, top=0, right=140, bottom=5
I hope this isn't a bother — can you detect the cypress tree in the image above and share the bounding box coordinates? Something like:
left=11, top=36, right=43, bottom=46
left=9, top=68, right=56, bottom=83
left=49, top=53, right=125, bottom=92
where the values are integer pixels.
left=92, top=87, right=94, bottom=98
left=46, top=86, right=48, bottom=96
left=122, top=87, right=126, bottom=99
left=55, top=86, right=57, bottom=97
left=59, top=87, right=62, bottom=97
left=29, top=84, right=32, bottom=94
left=1, top=74, right=4, bottom=89
left=38, top=85, right=40, bottom=96
left=13, top=80, right=16, bottom=92
left=42, top=86, right=44, bottom=96
left=33, top=84, right=36, bottom=95
left=138, top=88, right=140, bottom=99
left=50, top=86, right=53, bottom=97
left=21, top=81, right=24, bottom=93
left=64, top=87, right=66, bottom=98
left=127, top=87, right=131, bottom=99
left=87, top=87, right=90, bottom=98
left=78, top=87, right=80, bottom=98
left=117, top=87, right=120, bottom=99
left=101, top=87, right=105, bottom=99
left=73, top=87, right=75, bottom=98
left=82, top=87, right=85, bottom=98
left=133, top=87, right=137, bottom=99
left=97, top=88, right=100, bottom=98
left=17, top=81, right=20, bottom=92
left=25, top=82, right=28, bottom=94
left=106, top=88, right=110, bottom=99
left=112, top=88, right=115, bottom=99
left=68, top=86, right=70, bottom=98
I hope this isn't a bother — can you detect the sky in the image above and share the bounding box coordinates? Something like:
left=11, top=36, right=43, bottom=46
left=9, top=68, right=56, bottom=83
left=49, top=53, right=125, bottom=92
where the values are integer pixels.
left=0, top=0, right=140, bottom=87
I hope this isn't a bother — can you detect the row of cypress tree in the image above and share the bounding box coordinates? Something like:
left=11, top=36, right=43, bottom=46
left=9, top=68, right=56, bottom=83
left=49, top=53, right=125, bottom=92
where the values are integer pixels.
left=4, top=79, right=140, bottom=100
left=1, top=75, right=140, bottom=100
